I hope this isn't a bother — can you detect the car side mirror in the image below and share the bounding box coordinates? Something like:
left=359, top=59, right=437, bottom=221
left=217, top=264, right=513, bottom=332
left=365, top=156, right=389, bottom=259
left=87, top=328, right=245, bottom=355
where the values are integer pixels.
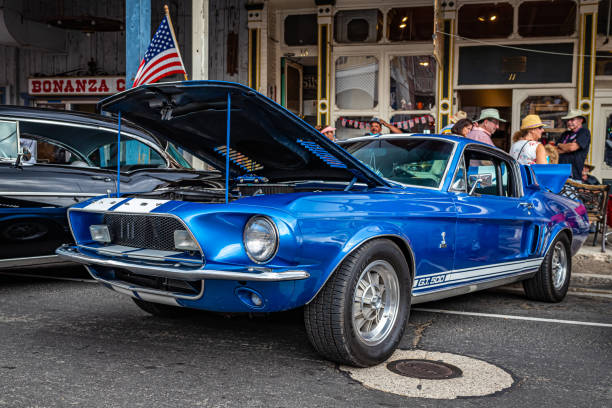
left=468, top=173, right=493, bottom=195
left=12, top=151, right=23, bottom=168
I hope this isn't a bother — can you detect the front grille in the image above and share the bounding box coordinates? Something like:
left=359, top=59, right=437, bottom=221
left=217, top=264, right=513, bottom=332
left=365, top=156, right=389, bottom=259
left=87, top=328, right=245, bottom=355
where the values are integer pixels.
left=103, top=213, right=189, bottom=251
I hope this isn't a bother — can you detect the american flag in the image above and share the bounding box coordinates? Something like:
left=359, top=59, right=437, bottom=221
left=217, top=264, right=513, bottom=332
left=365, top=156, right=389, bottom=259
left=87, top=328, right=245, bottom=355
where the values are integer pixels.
left=132, top=15, right=187, bottom=87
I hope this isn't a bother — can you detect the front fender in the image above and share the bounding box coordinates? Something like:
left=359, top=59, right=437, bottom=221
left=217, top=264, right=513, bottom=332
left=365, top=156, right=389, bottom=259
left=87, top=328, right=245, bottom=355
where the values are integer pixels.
left=304, top=223, right=414, bottom=304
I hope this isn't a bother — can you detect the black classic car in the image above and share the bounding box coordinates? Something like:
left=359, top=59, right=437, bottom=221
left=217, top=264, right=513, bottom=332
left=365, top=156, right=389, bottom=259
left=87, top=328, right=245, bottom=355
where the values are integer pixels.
left=0, top=106, right=224, bottom=270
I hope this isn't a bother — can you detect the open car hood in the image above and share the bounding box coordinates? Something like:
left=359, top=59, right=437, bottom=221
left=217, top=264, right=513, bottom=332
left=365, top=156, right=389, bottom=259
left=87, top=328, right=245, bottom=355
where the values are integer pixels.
left=98, top=81, right=388, bottom=187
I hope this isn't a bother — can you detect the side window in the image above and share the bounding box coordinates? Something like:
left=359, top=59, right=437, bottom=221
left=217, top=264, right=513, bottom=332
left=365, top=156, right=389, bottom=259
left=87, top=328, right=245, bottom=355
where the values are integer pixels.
left=500, top=160, right=513, bottom=197
left=451, top=156, right=467, bottom=192
left=18, top=135, right=87, bottom=165
left=463, top=150, right=518, bottom=197
left=465, top=151, right=500, bottom=196
left=0, top=120, right=18, bottom=159
left=88, top=138, right=166, bottom=170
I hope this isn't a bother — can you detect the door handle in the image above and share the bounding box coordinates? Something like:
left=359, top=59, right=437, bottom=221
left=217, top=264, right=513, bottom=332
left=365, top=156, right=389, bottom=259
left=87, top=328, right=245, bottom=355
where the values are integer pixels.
left=91, top=176, right=112, bottom=182
left=519, top=202, right=534, bottom=210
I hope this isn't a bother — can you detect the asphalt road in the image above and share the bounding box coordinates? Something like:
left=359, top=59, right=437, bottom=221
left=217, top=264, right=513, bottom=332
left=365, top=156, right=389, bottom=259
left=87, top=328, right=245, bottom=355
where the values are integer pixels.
left=0, top=268, right=610, bottom=408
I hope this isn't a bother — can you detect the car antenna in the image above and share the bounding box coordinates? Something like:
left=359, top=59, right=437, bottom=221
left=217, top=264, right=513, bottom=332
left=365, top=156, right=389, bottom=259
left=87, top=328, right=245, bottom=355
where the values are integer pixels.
left=225, top=91, right=231, bottom=203
left=116, top=111, right=121, bottom=198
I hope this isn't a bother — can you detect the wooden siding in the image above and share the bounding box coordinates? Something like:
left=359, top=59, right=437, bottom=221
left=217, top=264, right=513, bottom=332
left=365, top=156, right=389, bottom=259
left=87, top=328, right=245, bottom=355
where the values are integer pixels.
left=208, top=0, right=248, bottom=84
left=0, top=0, right=193, bottom=104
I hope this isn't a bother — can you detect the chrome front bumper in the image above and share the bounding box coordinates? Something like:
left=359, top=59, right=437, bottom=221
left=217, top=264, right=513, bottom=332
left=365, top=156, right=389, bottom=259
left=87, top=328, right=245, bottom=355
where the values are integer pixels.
left=56, top=245, right=310, bottom=282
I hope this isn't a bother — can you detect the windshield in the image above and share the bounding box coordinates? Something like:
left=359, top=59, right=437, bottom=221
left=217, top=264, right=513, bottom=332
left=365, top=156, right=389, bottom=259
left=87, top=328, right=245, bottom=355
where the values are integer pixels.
left=343, top=138, right=454, bottom=188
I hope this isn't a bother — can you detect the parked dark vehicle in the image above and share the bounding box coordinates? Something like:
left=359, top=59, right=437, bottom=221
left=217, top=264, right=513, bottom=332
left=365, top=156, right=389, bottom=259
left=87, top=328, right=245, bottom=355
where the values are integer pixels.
left=0, top=106, right=223, bottom=270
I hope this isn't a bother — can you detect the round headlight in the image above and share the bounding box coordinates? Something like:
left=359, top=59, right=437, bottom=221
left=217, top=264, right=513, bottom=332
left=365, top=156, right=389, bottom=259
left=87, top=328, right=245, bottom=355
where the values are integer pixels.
left=243, top=216, right=278, bottom=263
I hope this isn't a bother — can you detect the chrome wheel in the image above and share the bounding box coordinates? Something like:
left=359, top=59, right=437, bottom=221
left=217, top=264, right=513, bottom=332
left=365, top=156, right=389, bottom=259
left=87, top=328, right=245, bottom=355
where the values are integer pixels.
left=551, top=241, right=568, bottom=290
left=352, top=260, right=400, bottom=346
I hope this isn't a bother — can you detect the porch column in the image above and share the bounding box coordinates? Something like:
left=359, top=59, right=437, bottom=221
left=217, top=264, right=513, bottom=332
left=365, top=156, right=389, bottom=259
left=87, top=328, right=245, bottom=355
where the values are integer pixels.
left=316, top=2, right=333, bottom=127
left=577, top=0, right=598, bottom=160
left=192, top=0, right=209, bottom=81
left=246, top=3, right=265, bottom=92
left=435, top=3, right=456, bottom=131
left=126, top=0, right=151, bottom=87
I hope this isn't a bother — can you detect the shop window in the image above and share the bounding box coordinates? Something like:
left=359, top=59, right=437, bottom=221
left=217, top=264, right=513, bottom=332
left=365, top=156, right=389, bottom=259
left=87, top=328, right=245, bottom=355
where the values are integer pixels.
left=335, top=56, right=379, bottom=109
left=519, top=95, right=569, bottom=143
left=596, top=51, right=612, bottom=76
left=334, top=116, right=373, bottom=140
left=284, top=14, right=317, bottom=46
left=390, top=114, right=435, bottom=134
left=598, top=0, right=612, bottom=35
left=334, top=10, right=383, bottom=44
left=387, top=7, right=434, bottom=42
left=390, top=56, right=436, bottom=111
left=458, top=3, right=513, bottom=39
left=518, top=1, right=576, bottom=37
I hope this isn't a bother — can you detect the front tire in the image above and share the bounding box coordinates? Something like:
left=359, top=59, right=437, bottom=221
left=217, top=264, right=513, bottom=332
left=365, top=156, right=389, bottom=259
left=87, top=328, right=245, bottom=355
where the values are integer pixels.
left=523, top=233, right=571, bottom=302
left=304, top=239, right=412, bottom=367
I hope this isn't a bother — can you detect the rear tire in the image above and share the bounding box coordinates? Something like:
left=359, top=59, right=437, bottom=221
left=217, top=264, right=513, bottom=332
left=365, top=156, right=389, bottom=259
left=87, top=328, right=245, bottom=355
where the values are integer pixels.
left=132, top=298, right=185, bottom=318
left=523, top=234, right=571, bottom=302
left=304, top=239, right=411, bottom=367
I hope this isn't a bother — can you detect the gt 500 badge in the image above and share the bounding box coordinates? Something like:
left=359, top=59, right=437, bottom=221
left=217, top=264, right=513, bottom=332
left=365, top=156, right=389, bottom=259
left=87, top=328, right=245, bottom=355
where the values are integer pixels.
left=415, top=275, right=447, bottom=287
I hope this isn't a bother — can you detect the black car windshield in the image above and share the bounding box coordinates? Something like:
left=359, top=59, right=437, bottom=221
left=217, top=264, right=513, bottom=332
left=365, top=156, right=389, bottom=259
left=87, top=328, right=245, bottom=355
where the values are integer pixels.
left=342, top=138, right=454, bottom=188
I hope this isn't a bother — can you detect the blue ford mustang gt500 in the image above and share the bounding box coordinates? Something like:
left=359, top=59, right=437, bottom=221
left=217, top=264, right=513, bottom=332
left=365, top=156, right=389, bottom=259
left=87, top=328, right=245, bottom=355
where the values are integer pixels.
left=57, top=81, right=589, bottom=367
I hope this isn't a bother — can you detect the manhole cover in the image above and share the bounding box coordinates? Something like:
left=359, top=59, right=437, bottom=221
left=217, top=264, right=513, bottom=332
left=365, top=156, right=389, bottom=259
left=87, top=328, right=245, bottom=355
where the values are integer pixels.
left=387, top=359, right=462, bottom=380
left=340, top=350, right=515, bottom=399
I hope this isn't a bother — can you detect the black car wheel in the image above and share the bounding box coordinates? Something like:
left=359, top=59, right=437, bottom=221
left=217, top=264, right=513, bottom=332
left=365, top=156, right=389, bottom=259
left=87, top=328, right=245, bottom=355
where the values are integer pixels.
left=304, top=239, right=411, bottom=367
left=1, top=220, right=50, bottom=241
left=132, top=298, right=186, bottom=318
left=523, top=233, right=571, bottom=302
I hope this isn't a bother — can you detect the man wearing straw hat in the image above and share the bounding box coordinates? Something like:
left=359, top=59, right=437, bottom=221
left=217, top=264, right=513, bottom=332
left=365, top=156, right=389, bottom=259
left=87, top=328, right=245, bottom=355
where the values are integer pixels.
left=465, top=108, right=505, bottom=147
left=557, top=109, right=591, bottom=180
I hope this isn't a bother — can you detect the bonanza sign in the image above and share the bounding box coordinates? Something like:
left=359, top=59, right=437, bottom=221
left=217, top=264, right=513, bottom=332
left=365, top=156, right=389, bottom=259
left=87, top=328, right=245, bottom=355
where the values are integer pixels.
left=28, top=77, right=126, bottom=96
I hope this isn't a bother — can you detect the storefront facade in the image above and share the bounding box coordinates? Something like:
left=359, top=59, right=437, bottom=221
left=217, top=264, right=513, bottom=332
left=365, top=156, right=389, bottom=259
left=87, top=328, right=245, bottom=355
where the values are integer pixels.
left=239, top=0, right=610, bottom=183
left=0, top=0, right=610, bottom=181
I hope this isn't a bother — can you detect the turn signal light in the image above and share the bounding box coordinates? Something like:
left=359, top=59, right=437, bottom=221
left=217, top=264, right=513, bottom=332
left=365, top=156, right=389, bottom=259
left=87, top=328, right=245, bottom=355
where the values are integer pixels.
left=174, top=230, right=199, bottom=251
left=89, top=225, right=111, bottom=243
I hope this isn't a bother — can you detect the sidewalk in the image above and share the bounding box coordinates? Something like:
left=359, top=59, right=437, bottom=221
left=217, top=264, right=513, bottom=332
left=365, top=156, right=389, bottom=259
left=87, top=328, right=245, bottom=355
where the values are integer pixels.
left=571, top=238, right=612, bottom=295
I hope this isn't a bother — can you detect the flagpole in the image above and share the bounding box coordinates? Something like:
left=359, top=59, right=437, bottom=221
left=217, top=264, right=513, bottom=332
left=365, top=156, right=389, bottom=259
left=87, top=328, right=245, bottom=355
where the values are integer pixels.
left=164, top=4, right=189, bottom=81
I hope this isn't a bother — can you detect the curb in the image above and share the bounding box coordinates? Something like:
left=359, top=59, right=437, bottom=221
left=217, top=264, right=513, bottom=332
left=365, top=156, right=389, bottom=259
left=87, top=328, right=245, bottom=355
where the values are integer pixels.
left=570, top=273, right=612, bottom=292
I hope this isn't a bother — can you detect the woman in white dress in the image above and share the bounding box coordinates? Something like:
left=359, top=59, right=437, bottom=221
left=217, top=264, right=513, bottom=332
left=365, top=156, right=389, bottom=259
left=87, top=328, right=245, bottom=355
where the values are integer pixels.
left=509, top=114, right=548, bottom=165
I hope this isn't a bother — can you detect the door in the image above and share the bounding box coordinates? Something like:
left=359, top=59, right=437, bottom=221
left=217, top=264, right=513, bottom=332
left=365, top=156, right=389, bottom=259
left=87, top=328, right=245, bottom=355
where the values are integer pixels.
left=282, top=59, right=303, bottom=116
left=450, top=147, right=541, bottom=284
left=592, top=104, right=612, bottom=182
left=511, top=89, right=573, bottom=143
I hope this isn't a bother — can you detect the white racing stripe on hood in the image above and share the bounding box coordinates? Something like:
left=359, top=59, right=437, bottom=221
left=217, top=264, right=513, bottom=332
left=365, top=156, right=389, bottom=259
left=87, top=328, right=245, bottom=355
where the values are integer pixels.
left=84, top=197, right=127, bottom=211
left=112, top=198, right=169, bottom=213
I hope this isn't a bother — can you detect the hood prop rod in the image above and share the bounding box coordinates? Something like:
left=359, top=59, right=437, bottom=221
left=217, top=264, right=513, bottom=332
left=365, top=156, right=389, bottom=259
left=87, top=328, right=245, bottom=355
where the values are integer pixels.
left=116, top=111, right=121, bottom=198
left=225, top=92, right=231, bottom=203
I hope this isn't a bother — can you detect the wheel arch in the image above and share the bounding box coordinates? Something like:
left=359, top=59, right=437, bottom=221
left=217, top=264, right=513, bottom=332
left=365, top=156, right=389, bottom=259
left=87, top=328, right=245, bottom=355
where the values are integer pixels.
left=542, top=226, right=573, bottom=257
left=305, top=233, right=416, bottom=304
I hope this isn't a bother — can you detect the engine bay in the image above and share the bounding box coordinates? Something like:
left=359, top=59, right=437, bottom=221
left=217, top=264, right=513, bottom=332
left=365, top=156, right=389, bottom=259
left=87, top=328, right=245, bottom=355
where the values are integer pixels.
left=131, top=175, right=363, bottom=203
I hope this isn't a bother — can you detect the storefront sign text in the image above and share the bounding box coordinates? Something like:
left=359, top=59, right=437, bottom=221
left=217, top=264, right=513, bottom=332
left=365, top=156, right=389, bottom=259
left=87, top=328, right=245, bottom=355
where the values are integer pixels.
left=28, top=77, right=126, bottom=96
